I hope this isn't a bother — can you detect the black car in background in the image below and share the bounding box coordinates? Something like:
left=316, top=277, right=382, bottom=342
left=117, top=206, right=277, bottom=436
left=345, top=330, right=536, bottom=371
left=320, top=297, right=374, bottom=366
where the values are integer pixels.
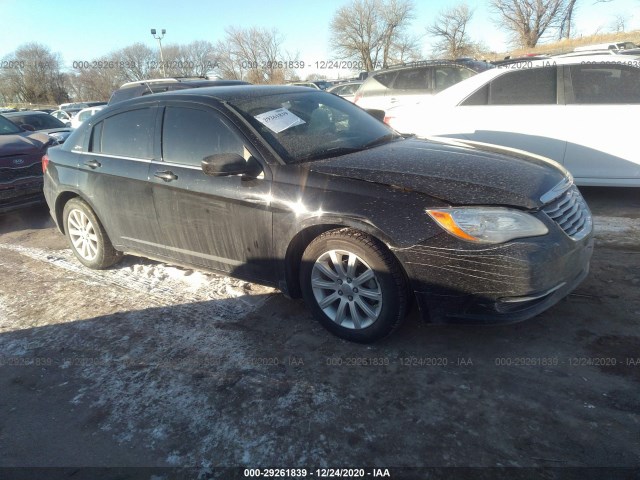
left=107, top=78, right=251, bottom=105
left=2, top=110, right=73, bottom=144
left=43, top=86, right=593, bottom=342
left=0, top=115, right=52, bottom=214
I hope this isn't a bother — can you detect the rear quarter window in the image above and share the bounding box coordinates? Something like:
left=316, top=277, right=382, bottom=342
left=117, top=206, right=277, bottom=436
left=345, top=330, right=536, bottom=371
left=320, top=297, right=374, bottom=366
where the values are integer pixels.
left=569, top=64, right=640, bottom=104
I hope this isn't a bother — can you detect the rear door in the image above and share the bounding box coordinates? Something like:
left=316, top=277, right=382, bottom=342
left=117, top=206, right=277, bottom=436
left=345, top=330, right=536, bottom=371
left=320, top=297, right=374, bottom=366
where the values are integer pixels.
left=76, top=105, right=164, bottom=254
left=150, top=102, right=274, bottom=282
left=387, top=67, right=431, bottom=109
left=436, top=65, right=567, bottom=165
left=562, top=63, right=640, bottom=183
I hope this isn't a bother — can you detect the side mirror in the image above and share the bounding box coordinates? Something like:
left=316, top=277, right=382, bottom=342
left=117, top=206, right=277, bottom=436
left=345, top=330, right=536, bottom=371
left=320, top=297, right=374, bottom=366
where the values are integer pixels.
left=201, top=153, right=247, bottom=177
left=366, top=109, right=386, bottom=122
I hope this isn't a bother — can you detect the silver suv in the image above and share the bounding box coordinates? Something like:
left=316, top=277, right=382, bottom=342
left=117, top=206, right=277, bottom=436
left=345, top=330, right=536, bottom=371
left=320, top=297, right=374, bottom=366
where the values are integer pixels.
left=354, top=59, right=492, bottom=113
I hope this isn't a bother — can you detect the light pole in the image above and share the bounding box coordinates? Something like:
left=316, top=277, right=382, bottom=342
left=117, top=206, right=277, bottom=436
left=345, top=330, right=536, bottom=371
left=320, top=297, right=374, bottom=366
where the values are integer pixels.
left=150, top=28, right=166, bottom=77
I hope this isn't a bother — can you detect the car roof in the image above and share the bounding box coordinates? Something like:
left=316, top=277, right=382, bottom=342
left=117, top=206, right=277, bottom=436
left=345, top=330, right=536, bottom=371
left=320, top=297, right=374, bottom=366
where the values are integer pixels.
left=2, top=110, right=50, bottom=117
left=371, top=59, right=492, bottom=75
left=124, top=84, right=321, bottom=105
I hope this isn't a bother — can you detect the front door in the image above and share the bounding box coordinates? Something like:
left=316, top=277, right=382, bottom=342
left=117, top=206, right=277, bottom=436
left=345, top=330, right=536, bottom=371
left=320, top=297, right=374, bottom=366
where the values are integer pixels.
left=149, top=104, right=274, bottom=283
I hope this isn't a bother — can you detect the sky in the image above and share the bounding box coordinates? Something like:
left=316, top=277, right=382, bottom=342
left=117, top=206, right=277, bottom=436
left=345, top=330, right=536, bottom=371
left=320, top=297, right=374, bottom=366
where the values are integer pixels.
left=1, top=0, right=638, bottom=78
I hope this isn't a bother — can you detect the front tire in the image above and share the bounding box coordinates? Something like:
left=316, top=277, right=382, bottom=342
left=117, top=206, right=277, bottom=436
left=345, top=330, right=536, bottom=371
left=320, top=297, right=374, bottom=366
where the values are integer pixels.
left=63, top=198, right=121, bottom=269
left=300, top=228, right=408, bottom=343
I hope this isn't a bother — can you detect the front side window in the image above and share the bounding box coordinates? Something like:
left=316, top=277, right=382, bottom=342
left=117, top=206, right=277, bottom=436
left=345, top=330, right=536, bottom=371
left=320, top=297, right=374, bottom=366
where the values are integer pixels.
left=162, top=107, right=244, bottom=167
left=91, top=108, right=154, bottom=159
left=569, top=64, right=640, bottom=104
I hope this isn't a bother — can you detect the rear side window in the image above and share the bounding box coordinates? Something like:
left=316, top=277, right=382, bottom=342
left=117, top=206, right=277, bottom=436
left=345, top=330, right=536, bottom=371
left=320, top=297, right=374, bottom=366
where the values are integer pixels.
left=90, top=108, right=154, bottom=159
left=393, top=68, right=429, bottom=90
left=434, top=67, right=475, bottom=93
left=569, top=64, right=640, bottom=104
left=488, top=67, right=557, bottom=105
left=162, top=107, right=244, bottom=167
left=372, top=71, right=397, bottom=88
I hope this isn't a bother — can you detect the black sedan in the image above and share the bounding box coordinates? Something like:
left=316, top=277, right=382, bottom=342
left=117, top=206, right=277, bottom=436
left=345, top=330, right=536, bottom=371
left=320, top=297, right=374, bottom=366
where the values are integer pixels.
left=2, top=110, right=73, bottom=144
left=43, top=86, right=594, bottom=342
left=0, top=115, right=51, bottom=213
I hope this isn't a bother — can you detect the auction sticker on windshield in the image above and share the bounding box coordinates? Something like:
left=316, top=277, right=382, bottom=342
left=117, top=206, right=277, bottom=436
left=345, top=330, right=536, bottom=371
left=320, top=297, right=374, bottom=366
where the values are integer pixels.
left=254, top=108, right=305, bottom=133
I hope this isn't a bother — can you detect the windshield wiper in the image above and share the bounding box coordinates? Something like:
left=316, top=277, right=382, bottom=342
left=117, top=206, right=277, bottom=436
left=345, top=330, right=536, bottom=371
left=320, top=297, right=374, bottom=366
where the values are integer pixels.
left=300, top=146, right=363, bottom=161
left=361, top=133, right=400, bottom=149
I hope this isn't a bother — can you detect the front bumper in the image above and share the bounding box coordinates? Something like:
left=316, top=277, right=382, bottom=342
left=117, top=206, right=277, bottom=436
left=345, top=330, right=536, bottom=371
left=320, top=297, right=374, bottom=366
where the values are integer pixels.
left=0, top=180, right=45, bottom=214
left=393, top=225, right=594, bottom=325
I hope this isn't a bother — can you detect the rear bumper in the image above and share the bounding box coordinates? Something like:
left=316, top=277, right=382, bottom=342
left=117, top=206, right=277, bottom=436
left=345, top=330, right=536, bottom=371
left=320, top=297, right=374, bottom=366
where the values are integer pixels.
left=393, top=228, right=594, bottom=325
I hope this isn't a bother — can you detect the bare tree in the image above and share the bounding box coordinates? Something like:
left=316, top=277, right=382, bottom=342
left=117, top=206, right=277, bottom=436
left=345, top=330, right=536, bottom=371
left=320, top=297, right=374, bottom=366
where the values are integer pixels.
left=68, top=56, right=122, bottom=101
left=427, top=3, right=477, bottom=58
left=610, top=13, right=626, bottom=32
left=491, top=0, right=567, bottom=48
left=161, top=41, right=219, bottom=77
left=215, top=27, right=296, bottom=84
left=558, top=0, right=577, bottom=38
left=388, top=32, right=422, bottom=63
left=330, top=0, right=416, bottom=71
left=0, top=43, right=68, bottom=104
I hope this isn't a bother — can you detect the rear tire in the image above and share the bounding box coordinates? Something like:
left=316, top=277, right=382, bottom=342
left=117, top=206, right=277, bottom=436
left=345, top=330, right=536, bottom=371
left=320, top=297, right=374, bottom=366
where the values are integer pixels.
left=300, top=228, right=408, bottom=343
left=63, top=198, right=121, bottom=269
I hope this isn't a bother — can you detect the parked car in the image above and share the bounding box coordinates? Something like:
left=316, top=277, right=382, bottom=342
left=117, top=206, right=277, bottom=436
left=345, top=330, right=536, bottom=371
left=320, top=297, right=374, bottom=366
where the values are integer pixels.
left=2, top=110, right=73, bottom=144
left=384, top=54, right=640, bottom=187
left=354, top=59, right=492, bottom=113
left=327, top=81, right=363, bottom=102
left=0, top=115, right=53, bottom=213
left=70, top=106, right=105, bottom=129
left=312, top=81, right=334, bottom=90
left=574, top=42, right=638, bottom=52
left=50, top=108, right=82, bottom=126
left=289, top=82, right=322, bottom=89
left=59, top=101, right=106, bottom=110
left=44, top=86, right=593, bottom=342
left=108, top=78, right=250, bottom=105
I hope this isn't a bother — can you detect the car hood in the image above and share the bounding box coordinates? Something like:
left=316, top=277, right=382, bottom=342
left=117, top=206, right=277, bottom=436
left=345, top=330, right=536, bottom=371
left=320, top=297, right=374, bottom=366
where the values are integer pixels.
left=307, top=137, right=570, bottom=209
left=0, top=132, right=47, bottom=156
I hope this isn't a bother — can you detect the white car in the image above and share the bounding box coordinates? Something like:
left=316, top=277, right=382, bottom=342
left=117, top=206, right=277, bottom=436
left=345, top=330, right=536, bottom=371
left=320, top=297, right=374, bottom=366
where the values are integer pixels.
left=70, top=106, right=104, bottom=129
left=327, top=81, right=363, bottom=102
left=385, top=54, right=640, bottom=187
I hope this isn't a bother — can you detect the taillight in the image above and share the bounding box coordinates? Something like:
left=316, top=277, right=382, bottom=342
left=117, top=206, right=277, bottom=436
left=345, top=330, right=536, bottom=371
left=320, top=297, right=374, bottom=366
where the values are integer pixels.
left=383, top=115, right=393, bottom=125
left=354, top=91, right=362, bottom=104
left=42, top=154, right=49, bottom=173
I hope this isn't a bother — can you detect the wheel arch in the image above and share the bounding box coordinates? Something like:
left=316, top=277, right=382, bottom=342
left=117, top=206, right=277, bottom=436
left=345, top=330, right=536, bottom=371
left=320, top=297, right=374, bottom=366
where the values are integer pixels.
left=282, top=218, right=410, bottom=300
left=54, top=191, right=80, bottom=234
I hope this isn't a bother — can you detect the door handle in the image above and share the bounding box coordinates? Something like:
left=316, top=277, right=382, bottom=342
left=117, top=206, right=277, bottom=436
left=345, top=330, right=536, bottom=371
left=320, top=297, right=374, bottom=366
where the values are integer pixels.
left=84, top=159, right=101, bottom=169
left=154, top=170, right=178, bottom=182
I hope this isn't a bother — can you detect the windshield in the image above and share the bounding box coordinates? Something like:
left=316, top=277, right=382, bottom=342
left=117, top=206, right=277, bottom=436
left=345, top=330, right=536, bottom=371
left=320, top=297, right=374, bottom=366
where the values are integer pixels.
left=9, top=114, right=67, bottom=130
left=0, top=115, right=23, bottom=135
left=230, top=90, right=398, bottom=163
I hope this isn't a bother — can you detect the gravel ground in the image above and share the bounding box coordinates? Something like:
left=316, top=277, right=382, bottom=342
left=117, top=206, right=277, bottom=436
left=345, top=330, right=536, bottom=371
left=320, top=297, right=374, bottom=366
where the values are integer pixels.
left=0, top=187, right=639, bottom=479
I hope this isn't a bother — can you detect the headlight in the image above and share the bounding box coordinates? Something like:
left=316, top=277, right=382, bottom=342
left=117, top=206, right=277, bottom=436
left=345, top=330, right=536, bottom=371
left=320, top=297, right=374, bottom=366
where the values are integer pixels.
left=426, top=207, right=548, bottom=244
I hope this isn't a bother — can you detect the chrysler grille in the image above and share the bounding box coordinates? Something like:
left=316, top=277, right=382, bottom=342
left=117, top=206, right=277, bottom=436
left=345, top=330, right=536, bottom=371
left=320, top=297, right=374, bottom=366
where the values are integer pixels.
left=542, top=185, right=592, bottom=240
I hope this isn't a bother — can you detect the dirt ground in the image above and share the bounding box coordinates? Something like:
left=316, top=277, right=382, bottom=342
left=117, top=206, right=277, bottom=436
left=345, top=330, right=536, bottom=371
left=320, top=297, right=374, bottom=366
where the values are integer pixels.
left=0, top=187, right=639, bottom=479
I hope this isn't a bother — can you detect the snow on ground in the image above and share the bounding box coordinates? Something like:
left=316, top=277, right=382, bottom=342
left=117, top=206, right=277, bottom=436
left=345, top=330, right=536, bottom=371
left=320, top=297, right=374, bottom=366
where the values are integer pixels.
left=0, top=243, right=276, bottom=317
left=593, top=215, right=640, bottom=248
